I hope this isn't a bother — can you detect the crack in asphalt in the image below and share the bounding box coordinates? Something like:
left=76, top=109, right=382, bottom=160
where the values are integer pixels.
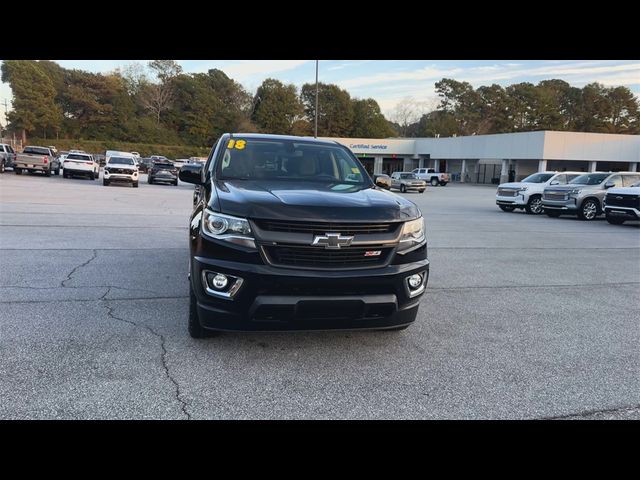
left=540, top=404, right=640, bottom=420
left=61, top=249, right=99, bottom=287
left=102, top=303, right=191, bottom=420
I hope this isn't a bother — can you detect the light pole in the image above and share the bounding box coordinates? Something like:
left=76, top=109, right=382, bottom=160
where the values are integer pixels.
left=314, top=60, right=319, bottom=138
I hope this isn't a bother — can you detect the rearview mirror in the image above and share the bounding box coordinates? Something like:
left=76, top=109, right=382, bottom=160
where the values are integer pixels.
left=604, top=182, right=615, bottom=189
left=179, top=163, right=204, bottom=185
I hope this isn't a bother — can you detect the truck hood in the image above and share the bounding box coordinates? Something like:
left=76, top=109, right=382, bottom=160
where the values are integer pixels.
left=606, top=186, right=640, bottom=195
left=212, top=180, right=420, bottom=222
left=498, top=182, right=541, bottom=189
left=544, top=184, right=599, bottom=192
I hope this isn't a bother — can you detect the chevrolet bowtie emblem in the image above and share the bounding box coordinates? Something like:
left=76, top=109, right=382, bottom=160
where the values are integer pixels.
left=312, top=232, right=354, bottom=249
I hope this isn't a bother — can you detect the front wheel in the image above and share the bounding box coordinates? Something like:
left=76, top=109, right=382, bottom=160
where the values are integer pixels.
left=103, top=179, right=110, bottom=186
left=439, top=181, right=447, bottom=186
left=578, top=199, right=599, bottom=221
left=419, top=189, right=425, bottom=193
left=499, top=205, right=516, bottom=212
left=15, top=168, right=22, bottom=175
left=525, top=195, right=543, bottom=214
left=0, top=160, right=5, bottom=173
left=188, top=284, right=220, bottom=338
left=148, top=176, right=153, bottom=184
left=133, top=182, right=139, bottom=188
left=606, top=215, right=625, bottom=225
left=400, top=184, right=406, bottom=193
left=430, top=178, right=439, bottom=186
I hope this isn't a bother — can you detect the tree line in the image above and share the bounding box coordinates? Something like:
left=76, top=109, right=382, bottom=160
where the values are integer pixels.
left=1, top=60, right=638, bottom=148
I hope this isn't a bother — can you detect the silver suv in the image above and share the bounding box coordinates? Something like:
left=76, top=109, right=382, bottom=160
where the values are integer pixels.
left=496, top=171, right=582, bottom=214
left=542, top=171, right=640, bottom=220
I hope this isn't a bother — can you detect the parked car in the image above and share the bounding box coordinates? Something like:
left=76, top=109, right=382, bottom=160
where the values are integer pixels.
left=390, top=172, right=426, bottom=193
left=63, top=153, right=100, bottom=180
left=137, top=157, right=154, bottom=173
left=0, top=143, right=17, bottom=173
left=150, top=155, right=170, bottom=161
left=412, top=168, right=450, bottom=186
left=173, top=159, right=188, bottom=171
left=178, top=133, right=428, bottom=337
left=496, top=171, right=582, bottom=214
left=542, top=171, right=640, bottom=220
left=372, top=173, right=392, bottom=190
left=14, top=145, right=61, bottom=176
left=69, top=149, right=86, bottom=154
left=603, top=181, right=640, bottom=225
left=148, top=160, right=179, bottom=186
left=103, top=156, right=139, bottom=187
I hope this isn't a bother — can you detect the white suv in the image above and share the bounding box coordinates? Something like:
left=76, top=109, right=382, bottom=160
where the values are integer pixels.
left=103, top=156, right=139, bottom=187
left=63, top=153, right=99, bottom=180
left=496, top=171, right=582, bottom=214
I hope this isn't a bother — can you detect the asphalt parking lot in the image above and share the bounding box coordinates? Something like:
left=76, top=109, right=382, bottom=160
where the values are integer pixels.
left=1, top=170, right=638, bottom=419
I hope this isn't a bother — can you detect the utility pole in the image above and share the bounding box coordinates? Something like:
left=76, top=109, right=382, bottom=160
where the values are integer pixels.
left=314, top=60, right=319, bottom=138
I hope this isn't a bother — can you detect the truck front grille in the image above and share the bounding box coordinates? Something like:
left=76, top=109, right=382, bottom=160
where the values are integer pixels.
left=544, top=191, right=568, bottom=201
left=497, top=188, right=518, bottom=197
left=605, top=194, right=639, bottom=209
left=255, top=220, right=399, bottom=236
left=263, top=245, right=391, bottom=269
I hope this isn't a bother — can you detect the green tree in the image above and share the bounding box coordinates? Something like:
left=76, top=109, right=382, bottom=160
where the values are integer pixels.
left=301, top=82, right=354, bottom=136
left=435, top=78, right=482, bottom=135
left=1, top=60, right=62, bottom=141
left=350, top=98, right=395, bottom=138
left=251, top=78, right=303, bottom=134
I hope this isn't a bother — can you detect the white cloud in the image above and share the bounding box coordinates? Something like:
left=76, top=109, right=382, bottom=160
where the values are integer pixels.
left=191, top=60, right=310, bottom=81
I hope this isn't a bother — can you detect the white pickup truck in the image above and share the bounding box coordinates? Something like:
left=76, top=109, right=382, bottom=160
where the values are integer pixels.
left=412, top=168, right=450, bottom=186
left=63, top=153, right=100, bottom=180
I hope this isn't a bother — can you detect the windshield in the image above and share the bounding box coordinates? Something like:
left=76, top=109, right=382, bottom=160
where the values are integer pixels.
left=400, top=173, right=418, bottom=179
left=109, top=157, right=135, bottom=165
left=521, top=173, right=554, bottom=183
left=216, top=138, right=369, bottom=185
left=569, top=173, right=609, bottom=185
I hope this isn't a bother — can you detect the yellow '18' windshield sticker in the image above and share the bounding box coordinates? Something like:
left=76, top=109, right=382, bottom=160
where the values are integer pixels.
left=351, top=168, right=360, bottom=174
left=227, top=139, right=247, bottom=150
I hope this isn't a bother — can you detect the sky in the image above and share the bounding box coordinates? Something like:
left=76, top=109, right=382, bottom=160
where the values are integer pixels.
left=1, top=60, right=639, bottom=127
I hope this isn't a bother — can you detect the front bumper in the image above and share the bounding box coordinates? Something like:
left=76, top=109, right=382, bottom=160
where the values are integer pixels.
left=604, top=206, right=640, bottom=220
left=191, top=256, right=429, bottom=331
left=541, top=198, right=579, bottom=212
left=496, top=193, right=527, bottom=207
left=104, top=171, right=138, bottom=182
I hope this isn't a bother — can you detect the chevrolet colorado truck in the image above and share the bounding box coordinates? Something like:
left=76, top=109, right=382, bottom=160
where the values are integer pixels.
left=179, top=133, right=429, bottom=337
left=14, top=146, right=61, bottom=176
left=603, top=181, right=640, bottom=224
left=496, top=171, right=582, bottom=214
left=542, top=172, right=640, bottom=220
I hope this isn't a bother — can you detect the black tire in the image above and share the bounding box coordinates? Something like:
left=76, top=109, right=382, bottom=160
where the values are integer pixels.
left=546, top=210, right=562, bottom=218
left=54, top=166, right=60, bottom=175
left=174, top=180, right=178, bottom=186
left=133, top=182, right=139, bottom=188
left=15, top=168, right=22, bottom=175
left=524, top=195, right=543, bottom=215
left=419, top=189, right=425, bottom=193
left=430, top=177, right=439, bottom=186
left=63, top=170, right=69, bottom=178
left=44, top=168, right=51, bottom=177
left=439, top=181, right=447, bottom=186
left=577, top=199, right=599, bottom=221
left=499, top=205, right=516, bottom=212
left=400, top=184, right=406, bottom=193
left=93, top=171, right=98, bottom=180
left=606, top=215, right=625, bottom=225
left=103, top=179, right=110, bottom=186
left=148, top=176, right=153, bottom=184
left=0, top=160, right=4, bottom=173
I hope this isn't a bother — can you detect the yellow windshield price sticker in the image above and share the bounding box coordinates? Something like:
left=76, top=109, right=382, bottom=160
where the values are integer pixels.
left=227, top=139, right=247, bottom=150
left=351, top=167, right=360, bottom=174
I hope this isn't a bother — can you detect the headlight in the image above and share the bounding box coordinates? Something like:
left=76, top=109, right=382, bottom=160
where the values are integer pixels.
left=397, top=216, right=426, bottom=255
left=202, top=209, right=255, bottom=249
left=570, top=188, right=582, bottom=195
left=518, top=186, right=528, bottom=192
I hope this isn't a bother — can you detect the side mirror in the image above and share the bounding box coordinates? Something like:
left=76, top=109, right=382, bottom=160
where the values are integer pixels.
left=179, top=163, right=204, bottom=185
left=550, top=180, right=559, bottom=185
left=375, top=178, right=389, bottom=189
left=604, top=182, right=615, bottom=189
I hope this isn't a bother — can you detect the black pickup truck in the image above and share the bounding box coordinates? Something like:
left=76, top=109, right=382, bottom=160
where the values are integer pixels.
left=179, top=133, right=429, bottom=337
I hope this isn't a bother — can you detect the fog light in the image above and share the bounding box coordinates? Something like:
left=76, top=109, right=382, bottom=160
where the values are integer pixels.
left=212, top=274, right=228, bottom=290
left=408, top=274, right=423, bottom=289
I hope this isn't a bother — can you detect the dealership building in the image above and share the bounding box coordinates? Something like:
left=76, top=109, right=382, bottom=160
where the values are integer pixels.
left=323, top=131, right=640, bottom=184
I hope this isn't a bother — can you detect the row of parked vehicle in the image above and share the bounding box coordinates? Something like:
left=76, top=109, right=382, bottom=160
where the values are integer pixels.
left=0, top=144, right=202, bottom=188
left=372, top=169, right=450, bottom=193
left=496, top=171, right=640, bottom=225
